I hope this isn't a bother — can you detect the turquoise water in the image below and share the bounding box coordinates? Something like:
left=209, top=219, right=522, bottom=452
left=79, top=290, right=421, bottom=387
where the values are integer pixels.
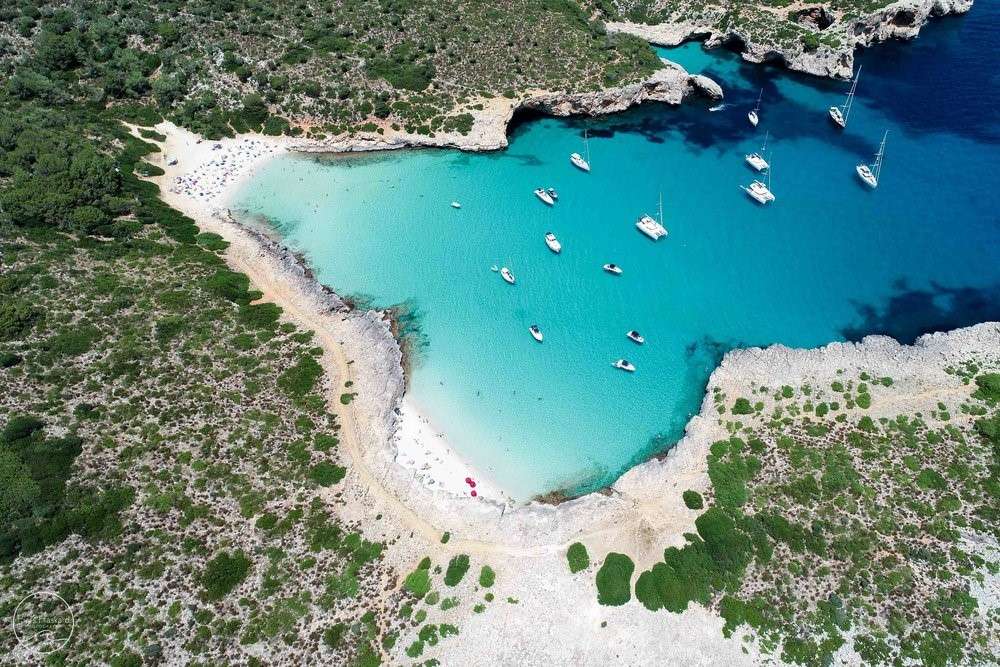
left=234, top=8, right=1000, bottom=500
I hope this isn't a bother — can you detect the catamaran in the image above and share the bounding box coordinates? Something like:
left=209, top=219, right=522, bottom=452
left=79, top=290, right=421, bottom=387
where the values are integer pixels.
left=544, top=232, right=562, bottom=253
left=745, top=131, right=770, bottom=172
left=636, top=193, right=668, bottom=240
left=529, top=325, right=544, bottom=342
left=856, top=130, right=887, bottom=188
left=570, top=129, right=591, bottom=172
left=741, top=165, right=775, bottom=204
left=829, top=66, right=861, bottom=129
left=748, top=89, right=762, bottom=127
left=534, top=188, right=555, bottom=205
left=500, top=267, right=516, bottom=284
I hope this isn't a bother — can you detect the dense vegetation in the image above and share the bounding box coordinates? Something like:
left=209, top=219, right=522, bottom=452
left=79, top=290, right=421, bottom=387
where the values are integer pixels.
left=0, top=97, right=409, bottom=662
left=0, top=0, right=663, bottom=142
left=593, top=366, right=1000, bottom=665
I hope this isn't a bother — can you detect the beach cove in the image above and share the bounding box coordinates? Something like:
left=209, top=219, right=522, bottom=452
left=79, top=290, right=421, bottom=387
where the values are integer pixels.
left=227, top=3, right=999, bottom=502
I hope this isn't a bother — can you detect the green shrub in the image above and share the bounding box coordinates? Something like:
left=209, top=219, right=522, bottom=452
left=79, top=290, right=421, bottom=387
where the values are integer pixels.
left=972, top=373, right=1000, bottom=403
left=444, top=554, right=470, bottom=586
left=403, top=567, right=431, bottom=598
left=201, top=550, right=251, bottom=600
left=478, top=565, right=495, bottom=588
left=732, top=398, right=753, bottom=414
left=595, top=552, right=634, bottom=606
left=682, top=490, right=704, bottom=510
left=567, top=542, right=589, bottom=573
left=309, top=462, right=346, bottom=486
left=278, top=356, right=323, bottom=397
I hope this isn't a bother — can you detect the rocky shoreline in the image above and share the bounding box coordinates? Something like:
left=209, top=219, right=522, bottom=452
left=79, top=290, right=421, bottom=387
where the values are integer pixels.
left=608, top=0, right=974, bottom=80
left=291, top=59, right=722, bottom=154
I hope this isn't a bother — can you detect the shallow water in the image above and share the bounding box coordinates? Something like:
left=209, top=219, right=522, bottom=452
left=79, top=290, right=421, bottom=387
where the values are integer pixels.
left=234, top=5, right=1000, bottom=500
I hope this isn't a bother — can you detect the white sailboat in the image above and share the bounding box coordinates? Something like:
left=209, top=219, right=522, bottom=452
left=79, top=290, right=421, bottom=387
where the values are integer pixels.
left=829, top=66, right=861, bottom=129
left=745, top=131, right=770, bottom=172
left=748, top=89, right=762, bottom=127
left=500, top=267, right=516, bottom=284
left=636, top=193, right=668, bottom=240
left=570, top=129, right=591, bottom=172
left=856, top=130, right=887, bottom=188
left=741, top=165, right=775, bottom=204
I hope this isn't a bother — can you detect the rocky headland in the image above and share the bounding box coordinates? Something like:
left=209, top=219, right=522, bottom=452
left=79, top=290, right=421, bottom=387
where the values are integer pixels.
left=607, top=0, right=974, bottom=80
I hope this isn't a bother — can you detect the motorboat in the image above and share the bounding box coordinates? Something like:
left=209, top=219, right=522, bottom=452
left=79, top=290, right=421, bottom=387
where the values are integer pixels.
left=544, top=232, right=562, bottom=253
left=451, top=201, right=461, bottom=209
left=856, top=130, right=887, bottom=189
left=626, top=330, right=645, bottom=345
left=635, top=193, right=667, bottom=240
left=748, top=88, right=762, bottom=127
left=612, top=359, right=636, bottom=372
left=547, top=187, right=558, bottom=201
left=529, top=325, right=543, bottom=342
left=534, top=188, right=555, bottom=205
left=603, top=263, right=623, bottom=275
left=500, top=267, right=515, bottom=284
left=829, top=66, right=861, bottom=129
left=745, top=131, right=770, bottom=172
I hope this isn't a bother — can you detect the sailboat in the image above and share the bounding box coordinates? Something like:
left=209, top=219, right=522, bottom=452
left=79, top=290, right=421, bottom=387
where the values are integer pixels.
left=741, top=164, right=775, bottom=204
left=570, top=129, right=591, bottom=172
left=745, top=131, right=770, bottom=172
left=636, top=193, right=668, bottom=240
left=829, top=66, right=861, bottom=129
left=856, top=130, right=887, bottom=188
left=748, top=89, right=762, bottom=127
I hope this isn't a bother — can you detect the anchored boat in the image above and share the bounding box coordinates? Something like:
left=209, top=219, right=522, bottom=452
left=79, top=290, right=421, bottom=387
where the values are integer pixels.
left=636, top=193, right=668, bottom=240
left=544, top=232, right=562, bottom=254
left=602, top=263, right=623, bottom=275
left=534, top=188, right=555, bottom=205
left=612, top=359, right=636, bottom=372
left=500, top=267, right=516, bottom=284
left=829, top=66, right=861, bottom=129
left=748, top=88, right=762, bottom=127
left=529, top=325, right=543, bottom=342
left=856, top=130, right=887, bottom=189
left=626, top=330, right=645, bottom=345
left=745, top=131, right=770, bottom=172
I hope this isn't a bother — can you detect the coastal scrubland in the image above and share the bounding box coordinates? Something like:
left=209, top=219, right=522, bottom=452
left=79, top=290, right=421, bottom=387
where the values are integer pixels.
left=584, top=360, right=999, bottom=665
left=0, top=0, right=661, bottom=141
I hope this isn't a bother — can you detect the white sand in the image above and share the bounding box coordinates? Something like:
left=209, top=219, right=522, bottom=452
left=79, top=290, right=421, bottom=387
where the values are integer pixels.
left=145, top=122, right=507, bottom=506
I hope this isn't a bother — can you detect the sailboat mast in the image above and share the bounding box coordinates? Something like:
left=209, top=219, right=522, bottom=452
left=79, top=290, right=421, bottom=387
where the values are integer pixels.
left=658, top=192, right=663, bottom=226
left=755, top=88, right=762, bottom=112
left=873, top=130, right=887, bottom=180
left=762, top=130, right=768, bottom=152
left=842, top=66, right=862, bottom=122
left=585, top=129, right=590, bottom=164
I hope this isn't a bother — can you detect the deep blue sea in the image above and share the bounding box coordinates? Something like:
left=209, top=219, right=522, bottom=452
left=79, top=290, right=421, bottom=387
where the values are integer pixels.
left=234, top=5, right=1000, bottom=500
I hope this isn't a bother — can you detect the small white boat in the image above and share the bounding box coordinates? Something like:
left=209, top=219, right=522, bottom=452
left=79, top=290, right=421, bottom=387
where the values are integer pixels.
left=544, top=232, right=562, bottom=254
left=709, top=104, right=726, bottom=112
left=829, top=66, right=861, bottom=129
left=500, top=267, right=515, bottom=284
left=451, top=201, right=461, bottom=209
left=745, top=131, right=770, bottom=172
left=856, top=130, right=887, bottom=189
left=534, top=188, right=555, bottom=206
left=636, top=194, right=668, bottom=241
left=748, top=89, right=762, bottom=127
left=612, top=359, right=636, bottom=372
left=490, top=265, right=499, bottom=272
left=603, top=263, right=623, bottom=275
left=529, top=324, right=543, bottom=342
left=547, top=187, right=558, bottom=201
left=626, top=330, right=645, bottom=345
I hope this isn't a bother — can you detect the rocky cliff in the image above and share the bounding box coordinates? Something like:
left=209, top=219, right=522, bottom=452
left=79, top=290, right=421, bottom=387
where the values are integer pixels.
left=608, top=0, right=974, bottom=80
left=294, top=59, right=722, bottom=154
